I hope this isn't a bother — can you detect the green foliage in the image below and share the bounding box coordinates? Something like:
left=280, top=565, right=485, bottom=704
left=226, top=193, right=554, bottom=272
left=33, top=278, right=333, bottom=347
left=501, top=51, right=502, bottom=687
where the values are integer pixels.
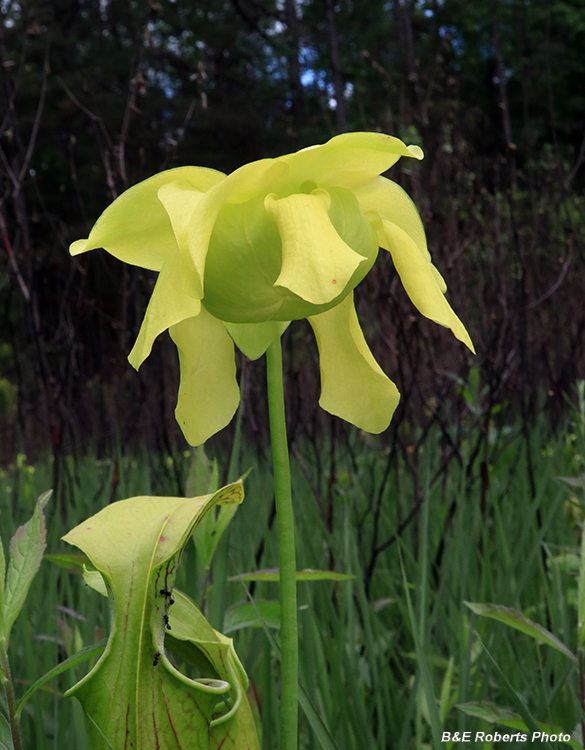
left=0, top=490, right=52, bottom=750
left=1, top=409, right=585, bottom=746
left=2, top=491, right=52, bottom=648
left=463, top=602, right=577, bottom=664
left=188, top=447, right=238, bottom=574
left=456, top=702, right=582, bottom=748
left=61, top=482, right=259, bottom=750
left=228, top=569, right=354, bottom=582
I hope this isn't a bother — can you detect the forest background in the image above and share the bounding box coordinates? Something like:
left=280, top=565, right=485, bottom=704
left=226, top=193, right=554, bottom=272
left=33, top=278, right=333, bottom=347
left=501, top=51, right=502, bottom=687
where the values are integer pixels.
left=0, top=0, right=584, bottom=467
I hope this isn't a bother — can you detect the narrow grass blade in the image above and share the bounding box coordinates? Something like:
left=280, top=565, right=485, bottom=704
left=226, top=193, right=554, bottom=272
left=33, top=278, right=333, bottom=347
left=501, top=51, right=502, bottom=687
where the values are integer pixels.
left=578, top=527, right=585, bottom=649
left=14, top=640, right=106, bottom=719
left=229, top=569, right=354, bottom=582
left=397, top=544, right=444, bottom=749
left=297, top=684, right=339, bottom=750
left=239, top=580, right=340, bottom=750
left=439, top=656, right=455, bottom=723
left=464, top=602, right=577, bottom=663
left=472, top=631, right=554, bottom=747
left=0, top=713, right=12, bottom=750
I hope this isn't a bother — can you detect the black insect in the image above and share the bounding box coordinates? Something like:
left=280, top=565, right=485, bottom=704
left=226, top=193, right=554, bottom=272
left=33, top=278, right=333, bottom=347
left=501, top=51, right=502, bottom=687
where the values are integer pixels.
left=168, top=597, right=175, bottom=606
left=163, top=614, right=171, bottom=631
left=153, top=651, right=160, bottom=666
left=159, top=588, right=172, bottom=597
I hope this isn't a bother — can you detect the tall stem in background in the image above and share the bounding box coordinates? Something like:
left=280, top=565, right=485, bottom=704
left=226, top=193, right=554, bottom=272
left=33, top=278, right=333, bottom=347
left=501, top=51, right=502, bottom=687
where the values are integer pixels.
left=266, top=338, right=298, bottom=750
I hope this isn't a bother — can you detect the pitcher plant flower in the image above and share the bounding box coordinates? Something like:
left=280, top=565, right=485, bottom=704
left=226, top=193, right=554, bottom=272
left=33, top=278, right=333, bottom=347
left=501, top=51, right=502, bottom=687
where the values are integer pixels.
left=71, top=132, right=473, bottom=445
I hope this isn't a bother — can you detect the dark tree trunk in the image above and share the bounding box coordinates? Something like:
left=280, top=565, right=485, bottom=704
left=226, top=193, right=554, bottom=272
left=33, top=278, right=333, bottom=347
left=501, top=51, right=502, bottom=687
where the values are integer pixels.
left=285, top=0, right=306, bottom=126
left=324, top=0, right=346, bottom=133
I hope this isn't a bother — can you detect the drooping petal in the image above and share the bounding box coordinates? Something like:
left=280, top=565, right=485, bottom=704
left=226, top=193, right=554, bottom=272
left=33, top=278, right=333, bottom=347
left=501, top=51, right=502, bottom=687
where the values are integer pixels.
left=170, top=309, right=240, bottom=446
left=265, top=190, right=365, bottom=306
left=353, top=176, right=431, bottom=260
left=225, top=320, right=290, bottom=360
left=379, top=218, right=475, bottom=352
left=70, top=166, right=225, bottom=271
left=281, top=132, right=423, bottom=192
left=308, top=293, right=400, bottom=433
left=128, top=249, right=201, bottom=370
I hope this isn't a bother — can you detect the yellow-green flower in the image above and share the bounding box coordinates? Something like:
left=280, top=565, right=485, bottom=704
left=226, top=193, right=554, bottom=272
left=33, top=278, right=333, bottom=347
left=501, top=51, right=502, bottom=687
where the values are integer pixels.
left=71, top=132, right=473, bottom=445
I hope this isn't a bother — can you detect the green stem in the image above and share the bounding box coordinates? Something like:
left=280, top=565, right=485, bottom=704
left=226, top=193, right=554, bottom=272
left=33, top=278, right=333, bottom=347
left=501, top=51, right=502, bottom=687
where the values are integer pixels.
left=0, top=641, right=23, bottom=750
left=266, top=338, right=298, bottom=750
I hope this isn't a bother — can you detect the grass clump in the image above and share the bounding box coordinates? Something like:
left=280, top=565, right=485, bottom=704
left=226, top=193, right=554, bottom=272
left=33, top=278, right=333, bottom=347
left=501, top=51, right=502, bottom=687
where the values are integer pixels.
left=0, top=410, right=583, bottom=748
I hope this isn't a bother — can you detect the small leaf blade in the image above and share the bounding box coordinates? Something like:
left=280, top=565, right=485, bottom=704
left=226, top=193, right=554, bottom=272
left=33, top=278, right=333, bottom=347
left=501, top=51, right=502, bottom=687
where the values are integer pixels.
left=223, top=601, right=281, bottom=633
left=229, top=568, right=355, bottom=582
left=0, top=713, right=13, bottom=750
left=439, top=655, right=455, bottom=723
left=15, top=640, right=106, bottom=720
left=3, top=490, right=52, bottom=644
left=44, top=553, right=90, bottom=572
left=464, top=601, right=577, bottom=663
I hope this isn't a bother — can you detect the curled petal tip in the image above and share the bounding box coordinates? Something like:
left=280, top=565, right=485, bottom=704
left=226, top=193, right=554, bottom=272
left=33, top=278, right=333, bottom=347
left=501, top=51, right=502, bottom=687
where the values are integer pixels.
left=70, top=239, right=89, bottom=256
left=407, top=145, right=424, bottom=160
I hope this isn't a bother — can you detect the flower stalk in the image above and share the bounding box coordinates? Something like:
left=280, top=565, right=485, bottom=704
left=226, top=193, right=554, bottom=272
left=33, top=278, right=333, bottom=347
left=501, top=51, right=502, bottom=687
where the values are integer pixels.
left=266, top=337, right=298, bottom=750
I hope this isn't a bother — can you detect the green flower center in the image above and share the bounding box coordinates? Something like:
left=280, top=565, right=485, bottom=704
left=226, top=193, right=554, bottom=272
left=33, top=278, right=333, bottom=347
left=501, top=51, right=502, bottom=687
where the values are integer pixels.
left=202, top=186, right=378, bottom=323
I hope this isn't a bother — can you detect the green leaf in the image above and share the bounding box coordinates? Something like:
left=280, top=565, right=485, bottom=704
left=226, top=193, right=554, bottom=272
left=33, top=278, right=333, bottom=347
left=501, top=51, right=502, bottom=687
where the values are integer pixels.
left=439, top=655, right=455, bottom=723
left=15, top=640, right=107, bottom=720
left=44, top=553, right=90, bottom=572
left=185, top=446, right=219, bottom=498
left=82, top=566, right=107, bottom=597
left=456, top=700, right=526, bottom=724
left=189, top=450, right=250, bottom=573
left=3, top=490, right=52, bottom=645
left=456, top=702, right=583, bottom=748
left=0, top=713, right=13, bottom=750
left=193, top=503, right=239, bottom=573
left=62, top=482, right=259, bottom=750
left=464, top=601, right=577, bottom=663
left=223, top=601, right=281, bottom=633
left=228, top=568, right=355, bottom=582
left=165, top=590, right=259, bottom=747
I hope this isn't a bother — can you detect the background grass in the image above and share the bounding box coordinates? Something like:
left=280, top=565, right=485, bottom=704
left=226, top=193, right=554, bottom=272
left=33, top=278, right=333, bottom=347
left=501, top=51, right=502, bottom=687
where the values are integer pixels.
left=1, top=404, right=584, bottom=749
